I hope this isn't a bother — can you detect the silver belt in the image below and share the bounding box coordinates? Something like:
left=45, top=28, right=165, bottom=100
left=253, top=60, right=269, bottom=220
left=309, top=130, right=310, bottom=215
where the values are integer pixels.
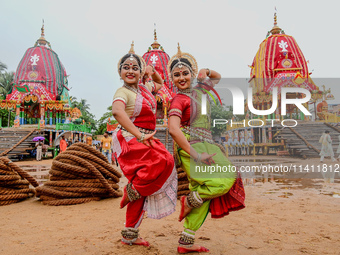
left=117, top=124, right=155, bottom=134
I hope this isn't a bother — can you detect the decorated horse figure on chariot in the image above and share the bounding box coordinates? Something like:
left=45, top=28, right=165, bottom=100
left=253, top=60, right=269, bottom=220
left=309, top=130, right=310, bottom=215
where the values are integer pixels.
left=226, top=130, right=234, bottom=156
left=232, top=130, right=240, bottom=155
left=246, top=129, right=254, bottom=155
left=239, top=130, right=247, bottom=155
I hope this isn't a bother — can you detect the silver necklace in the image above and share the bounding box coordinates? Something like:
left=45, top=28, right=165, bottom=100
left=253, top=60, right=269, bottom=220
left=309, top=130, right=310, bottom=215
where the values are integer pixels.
left=123, top=83, right=156, bottom=114
left=123, top=83, right=140, bottom=94
left=177, top=88, right=192, bottom=95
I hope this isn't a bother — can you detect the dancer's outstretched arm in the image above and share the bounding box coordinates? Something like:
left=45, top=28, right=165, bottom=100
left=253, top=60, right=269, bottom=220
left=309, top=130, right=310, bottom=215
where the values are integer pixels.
left=169, top=115, right=215, bottom=162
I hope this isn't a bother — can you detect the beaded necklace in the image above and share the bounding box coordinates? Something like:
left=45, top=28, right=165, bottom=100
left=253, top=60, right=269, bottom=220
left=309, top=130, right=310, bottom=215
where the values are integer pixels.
left=122, top=83, right=156, bottom=114
left=123, top=83, right=140, bottom=94
left=177, top=88, right=192, bottom=95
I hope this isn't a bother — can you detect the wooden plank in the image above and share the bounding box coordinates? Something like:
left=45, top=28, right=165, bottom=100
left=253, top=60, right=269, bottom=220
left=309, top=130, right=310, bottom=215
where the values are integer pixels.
left=288, top=127, right=320, bottom=154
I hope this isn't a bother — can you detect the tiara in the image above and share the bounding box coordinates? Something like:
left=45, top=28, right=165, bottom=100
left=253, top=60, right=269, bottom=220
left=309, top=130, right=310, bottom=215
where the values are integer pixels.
left=167, top=43, right=198, bottom=81
left=117, top=41, right=146, bottom=77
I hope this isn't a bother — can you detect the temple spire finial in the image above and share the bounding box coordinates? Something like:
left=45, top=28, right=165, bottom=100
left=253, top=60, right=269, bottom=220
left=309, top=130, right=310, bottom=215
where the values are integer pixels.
left=154, top=24, right=157, bottom=41
left=128, top=41, right=135, bottom=54
left=41, top=19, right=45, bottom=37
left=151, top=24, right=161, bottom=49
left=270, top=9, right=282, bottom=35
left=34, top=19, right=52, bottom=48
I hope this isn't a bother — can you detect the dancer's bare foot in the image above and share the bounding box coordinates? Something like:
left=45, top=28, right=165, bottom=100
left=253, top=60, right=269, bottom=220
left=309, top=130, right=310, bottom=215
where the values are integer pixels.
left=179, top=196, right=192, bottom=222
left=177, top=244, right=209, bottom=253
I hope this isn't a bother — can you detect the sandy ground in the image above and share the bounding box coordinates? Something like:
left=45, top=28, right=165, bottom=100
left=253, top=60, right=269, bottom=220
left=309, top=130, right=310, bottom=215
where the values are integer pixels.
left=1, top=157, right=340, bottom=255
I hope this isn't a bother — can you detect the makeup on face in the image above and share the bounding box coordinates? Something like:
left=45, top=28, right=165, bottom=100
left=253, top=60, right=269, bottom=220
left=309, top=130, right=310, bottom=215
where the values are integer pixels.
left=172, top=66, right=192, bottom=90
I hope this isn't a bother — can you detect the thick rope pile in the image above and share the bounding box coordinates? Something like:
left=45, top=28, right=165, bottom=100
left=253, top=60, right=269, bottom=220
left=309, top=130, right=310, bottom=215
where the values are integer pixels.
left=177, top=167, right=190, bottom=198
left=36, top=143, right=123, bottom=206
left=0, top=157, right=38, bottom=206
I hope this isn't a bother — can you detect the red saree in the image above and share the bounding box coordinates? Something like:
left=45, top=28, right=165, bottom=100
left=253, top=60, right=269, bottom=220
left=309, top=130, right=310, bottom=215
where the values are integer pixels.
left=113, top=84, right=177, bottom=225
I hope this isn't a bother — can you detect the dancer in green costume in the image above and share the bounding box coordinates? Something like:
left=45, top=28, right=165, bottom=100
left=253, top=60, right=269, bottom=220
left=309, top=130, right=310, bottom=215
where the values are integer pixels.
left=168, top=45, right=245, bottom=253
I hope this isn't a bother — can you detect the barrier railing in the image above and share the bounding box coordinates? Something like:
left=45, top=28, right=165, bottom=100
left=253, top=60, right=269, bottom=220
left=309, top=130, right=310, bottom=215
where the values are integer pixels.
left=56, top=123, right=91, bottom=133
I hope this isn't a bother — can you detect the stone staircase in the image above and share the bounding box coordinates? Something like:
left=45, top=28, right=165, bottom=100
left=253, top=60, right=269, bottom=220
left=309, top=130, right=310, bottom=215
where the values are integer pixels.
left=278, top=122, right=340, bottom=158
left=0, top=128, right=46, bottom=161
left=155, top=126, right=174, bottom=155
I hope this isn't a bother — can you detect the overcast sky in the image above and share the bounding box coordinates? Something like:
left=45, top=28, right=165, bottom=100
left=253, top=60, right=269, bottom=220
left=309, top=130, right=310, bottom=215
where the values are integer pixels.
left=1, top=0, right=339, bottom=119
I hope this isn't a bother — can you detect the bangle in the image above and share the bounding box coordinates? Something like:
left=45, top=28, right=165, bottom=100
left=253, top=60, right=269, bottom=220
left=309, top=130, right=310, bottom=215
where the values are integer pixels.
left=137, top=133, right=145, bottom=143
left=194, top=153, right=202, bottom=163
left=206, top=68, right=211, bottom=77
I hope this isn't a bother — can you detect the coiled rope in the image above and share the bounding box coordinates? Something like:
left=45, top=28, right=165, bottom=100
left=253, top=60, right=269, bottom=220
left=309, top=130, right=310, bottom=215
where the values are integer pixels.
left=0, top=157, right=37, bottom=206
left=177, top=167, right=190, bottom=197
left=36, top=143, right=123, bottom=206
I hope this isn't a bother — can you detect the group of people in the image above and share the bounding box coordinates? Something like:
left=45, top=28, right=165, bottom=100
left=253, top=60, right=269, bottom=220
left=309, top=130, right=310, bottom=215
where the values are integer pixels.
left=56, top=131, right=115, bottom=165
left=319, top=130, right=340, bottom=162
left=35, top=141, right=47, bottom=161
left=111, top=44, right=245, bottom=253
left=35, top=135, right=78, bottom=161
left=58, top=135, right=86, bottom=152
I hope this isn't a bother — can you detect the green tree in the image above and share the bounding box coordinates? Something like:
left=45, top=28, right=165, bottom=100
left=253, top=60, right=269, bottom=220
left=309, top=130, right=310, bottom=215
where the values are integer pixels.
left=0, top=62, right=15, bottom=126
left=210, top=102, right=233, bottom=137
left=69, top=96, right=78, bottom=108
left=0, top=61, right=7, bottom=73
left=77, top=98, right=91, bottom=113
left=0, top=109, right=14, bottom=127
left=70, top=97, right=91, bottom=116
left=95, top=105, right=117, bottom=135
left=68, top=96, right=97, bottom=132
left=0, top=71, right=14, bottom=99
left=80, top=112, right=96, bottom=131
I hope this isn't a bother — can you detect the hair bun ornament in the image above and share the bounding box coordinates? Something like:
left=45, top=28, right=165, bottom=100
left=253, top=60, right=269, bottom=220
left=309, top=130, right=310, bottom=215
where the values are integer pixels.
left=167, top=43, right=198, bottom=79
left=117, top=41, right=146, bottom=77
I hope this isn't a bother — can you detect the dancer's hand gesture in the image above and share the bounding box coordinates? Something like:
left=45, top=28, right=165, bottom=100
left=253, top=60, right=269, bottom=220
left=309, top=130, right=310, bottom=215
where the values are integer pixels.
left=200, top=152, right=216, bottom=165
left=142, top=131, right=158, bottom=148
left=142, top=65, right=154, bottom=84
left=197, top=69, right=208, bottom=82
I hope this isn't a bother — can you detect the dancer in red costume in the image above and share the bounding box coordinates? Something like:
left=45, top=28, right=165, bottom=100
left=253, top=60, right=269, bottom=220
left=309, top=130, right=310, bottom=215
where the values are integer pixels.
left=112, top=43, right=177, bottom=246
left=168, top=44, right=245, bottom=253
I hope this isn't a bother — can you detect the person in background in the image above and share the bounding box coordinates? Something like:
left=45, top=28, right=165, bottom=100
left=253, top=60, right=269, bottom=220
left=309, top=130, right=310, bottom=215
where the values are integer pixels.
left=319, top=130, right=336, bottom=162
left=60, top=136, right=68, bottom=153
left=42, top=143, right=48, bottom=158
left=92, top=143, right=97, bottom=149
left=101, top=131, right=113, bottom=163
left=35, top=140, right=43, bottom=161
left=337, top=134, right=340, bottom=161
left=86, top=136, right=93, bottom=146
